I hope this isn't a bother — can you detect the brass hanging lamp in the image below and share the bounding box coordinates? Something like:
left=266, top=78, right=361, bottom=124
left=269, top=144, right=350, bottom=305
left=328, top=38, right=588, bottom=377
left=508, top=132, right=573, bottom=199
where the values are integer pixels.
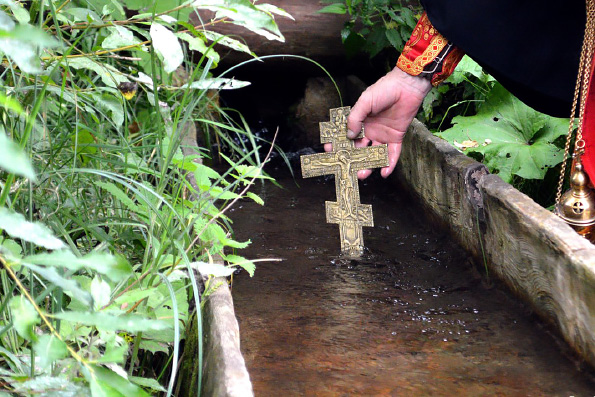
left=554, top=0, right=595, bottom=241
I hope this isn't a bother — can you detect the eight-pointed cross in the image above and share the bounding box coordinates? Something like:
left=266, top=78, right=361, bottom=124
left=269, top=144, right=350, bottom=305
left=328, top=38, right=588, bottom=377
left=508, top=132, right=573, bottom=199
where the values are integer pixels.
left=300, top=107, right=389, bottom=257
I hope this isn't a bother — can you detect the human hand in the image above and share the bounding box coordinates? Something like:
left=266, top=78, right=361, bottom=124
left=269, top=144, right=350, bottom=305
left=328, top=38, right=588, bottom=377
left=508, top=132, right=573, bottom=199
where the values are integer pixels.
left=325, top=67, right=431, bottom=179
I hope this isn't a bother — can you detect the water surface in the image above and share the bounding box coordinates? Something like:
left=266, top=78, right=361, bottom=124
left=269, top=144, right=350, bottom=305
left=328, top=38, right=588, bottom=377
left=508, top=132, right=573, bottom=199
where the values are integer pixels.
left=231, top=170, right=595, bottom=396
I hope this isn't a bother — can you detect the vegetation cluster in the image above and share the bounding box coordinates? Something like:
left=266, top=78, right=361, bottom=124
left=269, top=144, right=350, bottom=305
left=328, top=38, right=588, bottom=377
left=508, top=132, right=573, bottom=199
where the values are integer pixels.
left=0, top=0, right=288, bottom=395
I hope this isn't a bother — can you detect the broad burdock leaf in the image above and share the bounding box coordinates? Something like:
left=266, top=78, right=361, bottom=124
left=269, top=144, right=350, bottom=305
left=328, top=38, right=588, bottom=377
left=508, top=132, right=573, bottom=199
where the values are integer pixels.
left=24, top=251, right=132, bottom=282
left=8, top=295, right=39, bottom=340
left=53, top=311, right=170, bottom=333
left=0, top=208, right=65, bottom=249
left=0, top=132, right=36, bottom=180
left=439, top=84, right=569, bottom=183
left=445, top=55, right=487, bottom=85
left=34, top=334, right=69, bottom=369
left=150, top=22, right=183, bottom=73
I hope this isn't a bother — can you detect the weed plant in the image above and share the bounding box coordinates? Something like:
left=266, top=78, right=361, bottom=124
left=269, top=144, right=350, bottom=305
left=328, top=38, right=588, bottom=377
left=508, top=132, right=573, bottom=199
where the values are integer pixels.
left=0, top=0, right=290, bottom=395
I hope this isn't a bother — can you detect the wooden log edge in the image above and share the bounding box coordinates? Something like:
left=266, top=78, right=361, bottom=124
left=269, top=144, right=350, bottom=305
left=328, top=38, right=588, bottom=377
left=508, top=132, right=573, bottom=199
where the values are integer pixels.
left=394, top=119, right=595, bottom=368
left=176, top=122, right=253, bottom=397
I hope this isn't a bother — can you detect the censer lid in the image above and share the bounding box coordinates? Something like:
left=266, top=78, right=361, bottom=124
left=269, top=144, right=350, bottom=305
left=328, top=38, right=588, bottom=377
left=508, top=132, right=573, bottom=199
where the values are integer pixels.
left=555, top=162, right=595, bottom=226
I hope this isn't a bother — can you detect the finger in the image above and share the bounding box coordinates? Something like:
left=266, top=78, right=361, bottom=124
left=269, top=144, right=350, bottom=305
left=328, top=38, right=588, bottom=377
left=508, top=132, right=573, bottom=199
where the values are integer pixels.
left=360, top=120, right=406, bottom=145
left=324, top=142, right=332, bottom=152
left=355, top=140, right=383, bottom=180
left=380, top=142, right=403, bottom=178
left=357, top=169, right=373, bottom=180
left=353, top=136, right=371, bottom=148
left=347, top=91, right=373, bottom=139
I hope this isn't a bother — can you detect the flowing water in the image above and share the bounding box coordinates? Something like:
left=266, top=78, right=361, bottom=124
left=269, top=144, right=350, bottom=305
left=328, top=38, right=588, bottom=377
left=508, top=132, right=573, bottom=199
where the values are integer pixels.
left=230, top=168, right=595, bottom=396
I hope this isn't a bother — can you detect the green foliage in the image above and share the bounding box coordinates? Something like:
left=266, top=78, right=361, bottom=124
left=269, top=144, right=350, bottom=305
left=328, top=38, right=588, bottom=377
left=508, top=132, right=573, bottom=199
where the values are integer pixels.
left=0, top=0, right=287, bottom=394
left=319, top=0, right=419, bottom=58
left=439, top=84, right=568, bottom=183
left=419, top=55, right=495, bottom=128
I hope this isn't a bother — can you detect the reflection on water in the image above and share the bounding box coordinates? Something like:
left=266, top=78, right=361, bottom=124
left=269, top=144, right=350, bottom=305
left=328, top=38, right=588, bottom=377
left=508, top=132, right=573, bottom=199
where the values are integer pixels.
left=230, top=170, right=595, bottom=395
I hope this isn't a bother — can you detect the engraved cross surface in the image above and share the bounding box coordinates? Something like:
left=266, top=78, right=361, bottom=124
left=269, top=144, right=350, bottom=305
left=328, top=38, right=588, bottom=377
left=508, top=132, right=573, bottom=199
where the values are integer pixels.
left=300, top=106, right=389, bottom=257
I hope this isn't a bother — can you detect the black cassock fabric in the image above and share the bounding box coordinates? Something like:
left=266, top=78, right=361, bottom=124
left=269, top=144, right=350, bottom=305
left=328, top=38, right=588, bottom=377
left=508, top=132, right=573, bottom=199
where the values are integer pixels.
left=420, top=0, right=586, bottom=117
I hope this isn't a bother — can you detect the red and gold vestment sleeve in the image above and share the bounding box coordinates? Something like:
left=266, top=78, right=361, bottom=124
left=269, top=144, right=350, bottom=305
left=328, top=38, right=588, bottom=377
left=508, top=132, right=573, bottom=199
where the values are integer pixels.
left=396, top=12, right=464, bottom=86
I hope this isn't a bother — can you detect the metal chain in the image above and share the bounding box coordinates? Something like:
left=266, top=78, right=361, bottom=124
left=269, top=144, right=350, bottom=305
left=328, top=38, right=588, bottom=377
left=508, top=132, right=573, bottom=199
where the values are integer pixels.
left=556, top=0, right=595, bottom=205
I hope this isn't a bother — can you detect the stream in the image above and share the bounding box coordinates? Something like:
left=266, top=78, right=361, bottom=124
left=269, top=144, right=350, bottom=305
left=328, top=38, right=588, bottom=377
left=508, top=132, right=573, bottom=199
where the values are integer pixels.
left=230, top=167, right=595, bottom=395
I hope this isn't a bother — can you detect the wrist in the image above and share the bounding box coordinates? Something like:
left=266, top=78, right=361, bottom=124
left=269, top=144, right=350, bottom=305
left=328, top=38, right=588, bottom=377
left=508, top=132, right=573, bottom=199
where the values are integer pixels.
left=390, top=67, right=432, bottom=97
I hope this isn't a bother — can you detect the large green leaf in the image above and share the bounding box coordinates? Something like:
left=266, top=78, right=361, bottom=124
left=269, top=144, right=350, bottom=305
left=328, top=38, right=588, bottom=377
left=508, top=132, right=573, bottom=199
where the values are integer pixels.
left=176, top=32, right=220, bottom=65
left=123, top=0, right=192, bottom=21
left=20, top=262, right=92, bottom=307
left=85, top=365, right=150, bottom=397
left=102, top=26, right=141, bottom=50
left=193, top=0, right=285, bottom=42
left=12, top=376, right=87, bottom=396
left=149, top=22, right=183, bottom=73
left=24, top=251, right=132, bottom=282
left=0, top=131, right=36, bottom=180
left=202, top=31, right=254, bottom=56
left=90, top=276, right=111, bottom=311
left=317, top=3, right=347, bottom=14
left=8, top=295, right=39, bottom=340
left=34, top=334, right=69, bottom=369
left=439, top=84, right=569, bottom=182
left=223, top=254, right=255, bottom=276
left=0, top=208, right=65, bottom=250
left=191, top=261, right=235, bottom=277
left=0, top=13, right=59, bottom=73
left=63, top=58, right=129, bottom=88
left=53, top=311, right=170, bottom=333
left=0, top=0, right=30, bottom=24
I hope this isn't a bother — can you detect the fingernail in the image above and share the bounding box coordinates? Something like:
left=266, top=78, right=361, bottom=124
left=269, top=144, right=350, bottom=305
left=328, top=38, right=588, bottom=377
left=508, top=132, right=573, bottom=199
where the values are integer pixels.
left=346, top=129, right=357, bottom=139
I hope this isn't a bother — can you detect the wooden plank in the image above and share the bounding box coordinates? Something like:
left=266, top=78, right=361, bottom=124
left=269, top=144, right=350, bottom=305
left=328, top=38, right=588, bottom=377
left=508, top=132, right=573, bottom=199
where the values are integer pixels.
left=395, top=119, right=595, bottom=368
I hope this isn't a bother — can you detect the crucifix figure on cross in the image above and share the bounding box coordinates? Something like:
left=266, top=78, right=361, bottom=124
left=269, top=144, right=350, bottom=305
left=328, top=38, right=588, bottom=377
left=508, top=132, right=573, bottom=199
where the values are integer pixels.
left=300, top=107, right=389, bottom=257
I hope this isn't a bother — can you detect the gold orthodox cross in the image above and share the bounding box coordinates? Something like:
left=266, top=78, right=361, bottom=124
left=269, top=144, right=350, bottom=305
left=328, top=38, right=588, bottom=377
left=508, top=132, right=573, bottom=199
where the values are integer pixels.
left=300, top=107, right=389, bottom=257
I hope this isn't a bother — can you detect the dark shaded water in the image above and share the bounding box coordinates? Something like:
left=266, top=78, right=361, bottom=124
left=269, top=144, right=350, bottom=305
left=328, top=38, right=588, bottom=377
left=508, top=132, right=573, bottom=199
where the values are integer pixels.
left=230, top=170, right=595, bottom=396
